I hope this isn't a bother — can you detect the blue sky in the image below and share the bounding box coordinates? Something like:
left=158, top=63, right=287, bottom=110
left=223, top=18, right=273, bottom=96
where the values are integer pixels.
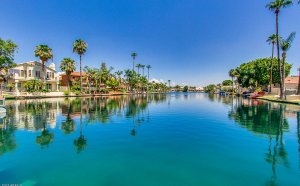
left=0, top=0, right=299, bottom=86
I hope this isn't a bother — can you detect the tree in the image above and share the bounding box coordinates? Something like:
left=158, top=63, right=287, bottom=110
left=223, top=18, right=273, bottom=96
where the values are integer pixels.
left=280, top=32, right=296, bottom=99
left=204, top=84, right=216, bottom=93
left=146, top=65, right=151, bottom=81
left=131, top=52, right=137, bottom=73
left=106, top=77, right=120, bottom=92
left=0, top=38, right=17, bottom=94
left=136, top=63, right=142, bottom=75
left=141, top=64, right=145, bottom=76
left=267, top=34, right=281, bottom=93
left=115, top=70, right=123, bottom=82
left=73, top=39, right=87, bottom=94
left=34, top=44, right=53, bottom=88
left=266, top=0, right=293, bottom=99
left=84, top=66, right=97, bottom=93
left=60, top=58, right=76, bottom=91
left=168, top=80, right=171, bottom=87
left=229, top=69, right=235, bottom=91
left=183, top=85, right=189, bottom=92
left=233, top=58, right=292, bottom=90
left=222, top=80, right=233, bottom=86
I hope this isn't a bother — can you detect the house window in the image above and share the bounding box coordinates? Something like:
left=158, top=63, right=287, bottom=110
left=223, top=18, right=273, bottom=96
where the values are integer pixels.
left=28, top=70, right=32, bottom=77
left=36, top=71, right=40, bottom=78
left=52, top=72, right=54, bottom=79
left=47, top=72, right=50, bottom=79
left=47, top=84, right=52, bottom=90
left=21, top=70, right=24, bottom=77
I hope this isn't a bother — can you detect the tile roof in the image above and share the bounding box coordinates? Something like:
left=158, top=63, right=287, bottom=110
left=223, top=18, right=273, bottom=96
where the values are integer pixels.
left=285, top=76, right=299, bottom=84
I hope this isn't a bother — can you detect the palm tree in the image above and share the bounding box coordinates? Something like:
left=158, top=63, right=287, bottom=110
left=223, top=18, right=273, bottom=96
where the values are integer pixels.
left=84, top=66, right=96, bottom=93
left=131, top=52, right=137, bottom=72
left=115, top=71, right=123, bottom=83
left=73, top=39, right=87, bottom=94
left=267, top=34, right=281, bottom=93
left=229, top=69, right=235, bottom=92
left=60, top=58, right=76, bottom=91
left=146, top=65, right=151, bottom=81
left=168, top=80, right=171, bottom=88
left=136, top=64, right=142, bottom=75
left=34, top=45, right=53, bottom=87
left=141, top=64, right=145, bottom=76
left=280, top=32, right=296, bottom=100
left=266, top=0, right=293, bottom=99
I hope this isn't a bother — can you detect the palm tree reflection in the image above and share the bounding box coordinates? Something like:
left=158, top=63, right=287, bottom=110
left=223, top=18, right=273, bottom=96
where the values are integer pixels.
left=74, top=100, right=87, bottom=153
left=229, top=99, right=291, bottom=185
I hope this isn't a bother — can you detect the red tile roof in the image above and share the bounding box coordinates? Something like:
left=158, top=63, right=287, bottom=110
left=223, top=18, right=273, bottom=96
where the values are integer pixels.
left=285, top=76, right=299, bottom=84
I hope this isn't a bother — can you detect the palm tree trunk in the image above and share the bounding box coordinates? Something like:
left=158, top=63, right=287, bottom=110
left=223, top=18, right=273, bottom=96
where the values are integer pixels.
left=231, top=77, right=234, bottom=92
left=80, top=55, right=83, bottom=95
left=147, top=69, right=150, bottom=81
left=137, top=68, right=140, bottom=75
left=282, top=53, right=286, bottom=100
left=298, top=68, right=300, bottom=95
left=67, top=75, right=70, bottom=91
left=276, top=11, right=283, bottom=99
left=132, top=58, right=135, bottom=73
left=269, top=43, right=275, bottom=94
left=42, top=61, right=45, bottom=90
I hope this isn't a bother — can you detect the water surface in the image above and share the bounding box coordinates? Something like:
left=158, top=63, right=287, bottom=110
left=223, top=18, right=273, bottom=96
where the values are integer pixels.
left=0, top=93, right=299, bottom=186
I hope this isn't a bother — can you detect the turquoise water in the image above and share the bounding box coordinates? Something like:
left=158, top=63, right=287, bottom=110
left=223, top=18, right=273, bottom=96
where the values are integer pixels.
left=0, top=93, right=299, bottom=186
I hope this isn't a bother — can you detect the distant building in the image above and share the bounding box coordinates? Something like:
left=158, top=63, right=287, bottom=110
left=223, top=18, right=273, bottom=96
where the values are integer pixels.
left=196, top=87, right=204, bottom=92
left=284, top=76, right=299, bottom=90
left=271, top=76, right=299, bottom=95
left=8, top=61, right=59, bottom=92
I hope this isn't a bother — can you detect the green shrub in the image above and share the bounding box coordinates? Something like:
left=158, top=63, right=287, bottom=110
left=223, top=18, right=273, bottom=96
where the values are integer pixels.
left=100, top=89, right=109, bottom=93
left=74, top=91, right=82, bottom=96
left=64, top=90, right=70, bottom=96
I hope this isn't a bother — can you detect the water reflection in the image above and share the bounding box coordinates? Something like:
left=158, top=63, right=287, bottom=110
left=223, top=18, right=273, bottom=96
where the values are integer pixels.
left=228, top=97, right=299, bottom=185
left=0, top=94, right=167, bottom=155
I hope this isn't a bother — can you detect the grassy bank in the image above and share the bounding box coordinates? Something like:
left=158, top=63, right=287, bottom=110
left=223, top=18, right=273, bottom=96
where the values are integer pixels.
left=257, top=95, right=300, bottom=105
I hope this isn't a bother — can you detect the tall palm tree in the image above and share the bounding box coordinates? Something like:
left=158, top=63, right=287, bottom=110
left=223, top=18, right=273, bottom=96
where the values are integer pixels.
left=34, top=45, right=53, bottom=88
left=280, top=32, right=296, bottom=100
left=73, top=39, right=87, bottom=94
left=267, top=34, right=281, bottom=93
left=146, top=65, right=151, bottom=81
left=60, top=58, right=76, bottom=91
left=266, top=0, right=293, bottom=99
left=141, top=64, right=145, bottom=76
left=168, top=80, right=171, bottom=88
left=131, top=52, right=137, bottom=73
left=136, top=64, right=142, bottom=75
left=229, top=69, right=236, bottom=92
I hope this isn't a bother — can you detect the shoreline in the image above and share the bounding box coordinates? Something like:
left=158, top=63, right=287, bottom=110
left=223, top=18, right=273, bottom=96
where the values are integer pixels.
left=3, top=92, right=168, bottom=100
left=256, top=97, right=300, bottom=106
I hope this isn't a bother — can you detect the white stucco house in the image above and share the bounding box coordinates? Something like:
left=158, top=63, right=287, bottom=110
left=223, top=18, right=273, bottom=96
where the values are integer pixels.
left=7, top=61, right=60, bottom=93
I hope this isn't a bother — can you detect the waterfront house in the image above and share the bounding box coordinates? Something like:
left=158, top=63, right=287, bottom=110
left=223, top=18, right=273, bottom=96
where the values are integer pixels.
left=7, top=61, right=60, bottom=93
left=271, top=76, right=299, bottom=95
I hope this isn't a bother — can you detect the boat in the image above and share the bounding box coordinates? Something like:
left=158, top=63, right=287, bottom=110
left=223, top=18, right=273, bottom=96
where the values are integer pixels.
left=250, top=91, right=266, bottom=99
left=0, top=96, right=6, bottom=113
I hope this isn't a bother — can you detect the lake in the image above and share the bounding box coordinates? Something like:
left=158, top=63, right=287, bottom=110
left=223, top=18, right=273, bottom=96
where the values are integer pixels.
left=0, top=93, right=299, bottom=186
